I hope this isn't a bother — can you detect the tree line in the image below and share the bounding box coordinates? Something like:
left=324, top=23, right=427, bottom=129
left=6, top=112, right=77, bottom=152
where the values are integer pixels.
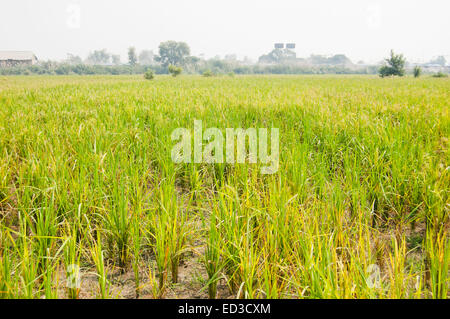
left=0, top=41, right=447, bottom=76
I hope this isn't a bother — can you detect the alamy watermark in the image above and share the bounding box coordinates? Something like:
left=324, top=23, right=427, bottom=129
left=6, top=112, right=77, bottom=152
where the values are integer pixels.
left=366, top=264, right=381, bottom=289
left=171, top=120, right=279, bottom=174
left=67, top=3, right=81, bottom=29
left=66, top=264, right=81, bottom=289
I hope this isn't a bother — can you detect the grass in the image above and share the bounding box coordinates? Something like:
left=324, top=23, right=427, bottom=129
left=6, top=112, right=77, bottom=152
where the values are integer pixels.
left=0, top=74, right=448, bottom=299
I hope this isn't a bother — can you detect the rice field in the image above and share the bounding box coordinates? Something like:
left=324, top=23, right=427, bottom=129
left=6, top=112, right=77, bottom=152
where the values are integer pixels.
left=0, top=74, right=448, bottom=299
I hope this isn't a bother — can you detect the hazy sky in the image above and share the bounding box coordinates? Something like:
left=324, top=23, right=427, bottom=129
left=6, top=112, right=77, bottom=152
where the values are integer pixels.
left=1, top=0, right=449, bottom=63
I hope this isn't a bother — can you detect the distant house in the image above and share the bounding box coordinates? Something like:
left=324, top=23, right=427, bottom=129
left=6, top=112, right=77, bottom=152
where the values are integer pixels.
left=0, top=51, right=38, bottom=67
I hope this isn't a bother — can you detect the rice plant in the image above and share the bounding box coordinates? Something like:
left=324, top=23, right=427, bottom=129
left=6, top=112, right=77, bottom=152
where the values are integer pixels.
left=0, top=74, right=448, bottom=299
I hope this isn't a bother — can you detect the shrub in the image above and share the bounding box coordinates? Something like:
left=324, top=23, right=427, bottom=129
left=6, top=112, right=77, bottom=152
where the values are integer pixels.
left=413, top=66, right=421, bottom=78
left=168, top=64, right=182, bottom=77
left=202, top=69, right=213, bottom=77
left=432, top=72, right=448, bottom=78
left=144, top=68, right=155, bottom=80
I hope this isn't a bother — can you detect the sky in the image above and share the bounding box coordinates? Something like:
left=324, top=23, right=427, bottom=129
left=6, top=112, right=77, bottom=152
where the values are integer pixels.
left=1, top=0, right=449, bottom=64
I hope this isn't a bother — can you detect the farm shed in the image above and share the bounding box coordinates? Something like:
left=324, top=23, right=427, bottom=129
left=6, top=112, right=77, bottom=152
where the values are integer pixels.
left=0, top=51, right=38, bottom=67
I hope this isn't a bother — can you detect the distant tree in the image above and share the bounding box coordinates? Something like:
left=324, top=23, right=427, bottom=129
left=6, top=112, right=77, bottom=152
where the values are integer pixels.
left=168, top=64, right=182, bottom=77
left=283, top=49, right=296, bottom=60
left=86, top=49, right=110, bottom=65
left=183, top=56, right=201, bottom=73
left=327, top=54, right=353, bottom=65
left=55, top=64, right=72, bottom=75
left=258, top=49, right=284, bottom=64
left=308, top=54, right=329, bottom=65
left=379, top=50, right=406, bottom=77
left=66, top=53, right=82, bottom=65
left=259, top=49, right=298, bottom=64
left=413, top=66, right=421, bottom=78
left=111, top=54, right=121, bottom=65
left=139, top=50, right=154, bottom=65
left=155, top=41, right=190, bottom=67
left=224, top=54, right=237, bottom=61
left=128, top=47, right=137, bottom=66
left=184, top=56, right=200, bottom=65
left=429, top=56, right=446, bottom=66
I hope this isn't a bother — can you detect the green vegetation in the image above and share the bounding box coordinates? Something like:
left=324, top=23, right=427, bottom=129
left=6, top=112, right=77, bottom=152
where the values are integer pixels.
left=0, top=75, right=448, bottom=299
left=128, top=47, right=137, bottom=66
left=0, top=63, right=381, bottom=76
left=155, top=41, right=190, bottom=67
left=202, top=69, right=214, bottom=77
left=379, top=50, right=406, bottom=77
left=1, top=44, right=447, bottom=77
left=168, top=64, right=183, bottom=77
left=414, top=66, right=422, bottom=78
left=144, top=68, right=155, bottom=80
left=433, top=72, right=448, bottom=78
